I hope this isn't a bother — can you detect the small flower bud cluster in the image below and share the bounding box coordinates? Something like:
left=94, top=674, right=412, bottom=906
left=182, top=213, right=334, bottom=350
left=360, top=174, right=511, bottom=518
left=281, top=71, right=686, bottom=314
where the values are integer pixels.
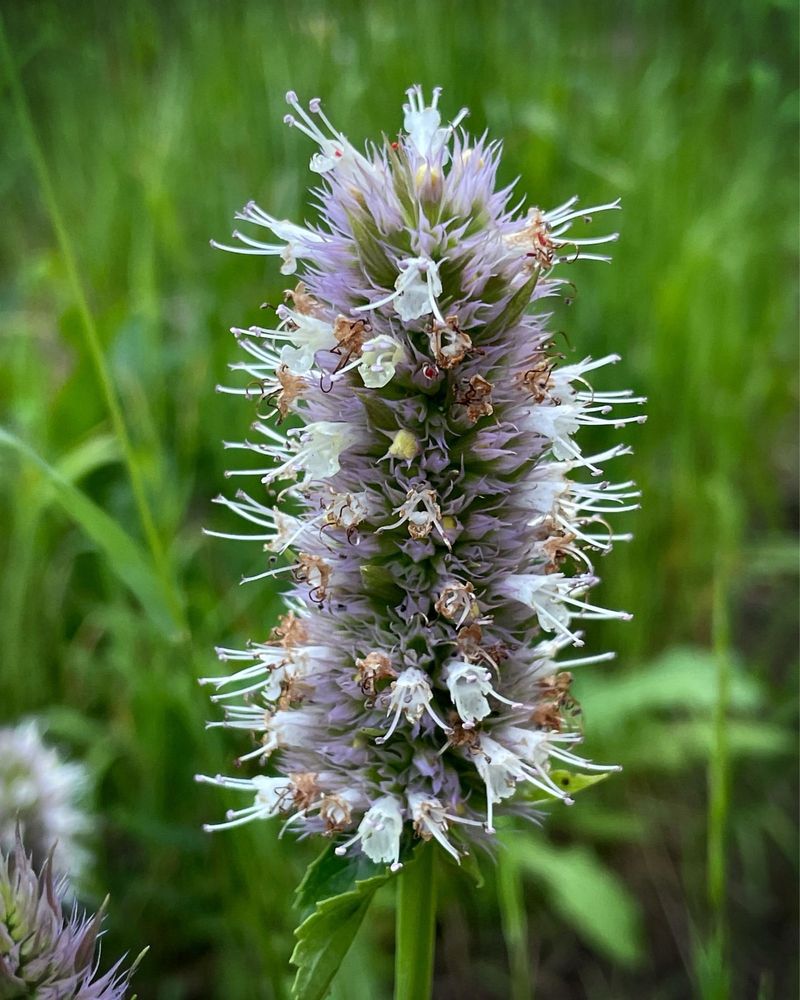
left=0, top=831, right=140, bottom=998
left=201, top=86, right=644, bottom=865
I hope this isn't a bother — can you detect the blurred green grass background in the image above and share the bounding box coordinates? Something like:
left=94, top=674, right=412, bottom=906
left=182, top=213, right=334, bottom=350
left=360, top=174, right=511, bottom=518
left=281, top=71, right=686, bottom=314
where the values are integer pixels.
left=0, top=1, right=797, bottom=997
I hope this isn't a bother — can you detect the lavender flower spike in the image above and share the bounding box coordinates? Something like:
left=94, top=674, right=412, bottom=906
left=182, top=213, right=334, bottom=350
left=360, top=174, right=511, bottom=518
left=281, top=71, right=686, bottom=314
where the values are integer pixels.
left=0, top=721, right=91, bottom=885
left=201, top=86, right=644, bottom=866
left=0, top=830, right=142, bottom=998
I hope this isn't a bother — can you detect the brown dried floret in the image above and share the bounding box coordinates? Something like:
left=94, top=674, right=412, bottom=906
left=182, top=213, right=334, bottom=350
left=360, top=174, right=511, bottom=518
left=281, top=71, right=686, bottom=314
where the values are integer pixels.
left=355, top=651, right=398, bottom=700
left=455, top=374, right=494, bottom=423
left=541, top=529, right=578, bottom=573
left=288, top=771, right=319, bottom=811
left=530, top=671, right=581, bottom=731
left=293, top=554, right=332, bottom=604
left=435, top=580, right=479, bottom=624
left=454, top=624, right=509, bottom=669
left=443, top=715, right=483, bottom=751
left=506, top=206, right=558, bottom=271
left=333, top=314, right=371, bottom=362
left=284, top=281, right=323, bottom=316
left=428, top=315, right=472, bottom=369
left=278, top=673, right=311, bottom=710
left=269, top=611, right=308, bottom=649
left=272, top=364, right=307, bottom=420
left=518, top=359, right=555, bottom=403
left=320, top=793, right=354, bottom=833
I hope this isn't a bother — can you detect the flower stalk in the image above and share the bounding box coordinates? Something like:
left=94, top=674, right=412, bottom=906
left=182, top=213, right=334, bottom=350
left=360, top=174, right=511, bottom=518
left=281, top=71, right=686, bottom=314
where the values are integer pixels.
left=394, top=842, right=437, bottom=1000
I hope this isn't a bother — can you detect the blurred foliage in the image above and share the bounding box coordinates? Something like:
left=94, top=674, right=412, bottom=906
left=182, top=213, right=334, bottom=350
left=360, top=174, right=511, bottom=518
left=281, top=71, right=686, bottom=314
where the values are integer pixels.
left=0, top=1, right=797, bottom=998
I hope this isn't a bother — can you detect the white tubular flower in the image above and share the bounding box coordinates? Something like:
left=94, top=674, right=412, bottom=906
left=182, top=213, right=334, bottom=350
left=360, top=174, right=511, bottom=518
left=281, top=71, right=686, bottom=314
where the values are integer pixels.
left=323, top=490, right=371, bottom=531
left=378, top=486, right=448, bottom=544
left=442, top=659, right=521, bottom=728
left=259, top=708, right=321, bottom=758
left=470, top=735, right=529, bottom=832
left=204, top=494, right=312, bottom=553
left=335, top=796, right=404, bottom=870
left=283, top=91, right=372, bottom=177
left=408, top=792, right=461, bottom=862
left=355, top=256, right=444, bottom=323
left=358, top=334, right=406, bottom=388
left=498, top=572, right=631, bottom=647
left=502, top=726, right=620, bottom=806
left=377, top=668, right=451, bottom=744
left=261, top=420, right=361, bottom=485
left=211, top=201, right=325, bottom=274
left=394, top=257, right=443, bottom=321
left=198, top=775, right=294, bottom=831
left=275, top=306, right=335, bottom=375
left=528, top=396, right=646, bottom=464
left=403, top=84, right=468, bottom=164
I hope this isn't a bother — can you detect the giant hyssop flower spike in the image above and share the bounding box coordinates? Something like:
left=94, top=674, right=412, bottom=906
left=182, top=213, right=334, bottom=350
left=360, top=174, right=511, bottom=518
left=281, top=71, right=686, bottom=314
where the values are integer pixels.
left=0, top=830, right=143, bottom=998
left=0, top=720, right=91, bottom=885
left=200, top=86, right=644, bottom=869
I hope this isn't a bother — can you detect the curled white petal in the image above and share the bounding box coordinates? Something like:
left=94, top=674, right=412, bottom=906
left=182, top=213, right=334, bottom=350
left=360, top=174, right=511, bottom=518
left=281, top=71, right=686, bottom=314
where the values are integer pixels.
left=358, top=334, right=406, bottom=388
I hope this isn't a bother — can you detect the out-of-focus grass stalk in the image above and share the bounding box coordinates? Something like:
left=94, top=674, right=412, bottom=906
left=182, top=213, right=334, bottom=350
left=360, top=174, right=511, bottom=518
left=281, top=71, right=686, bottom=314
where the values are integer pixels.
left=705, top=482, right=735, bottom=1000
left=498, top=853, right=533, bottom=1000
left=0, top=14, right=185, bottom=636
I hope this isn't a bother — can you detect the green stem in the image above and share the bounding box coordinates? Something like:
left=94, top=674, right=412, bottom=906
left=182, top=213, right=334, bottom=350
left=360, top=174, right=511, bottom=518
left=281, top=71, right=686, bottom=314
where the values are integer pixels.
left=705, top=558, right=731, bottom=999
left=0, top=15, right=185, bottom=634
left=704, top=475, right=735, bottom=1000
left=394, top=842, right=437, bottom=1000
left=498, top=854, right=533, bottom=1000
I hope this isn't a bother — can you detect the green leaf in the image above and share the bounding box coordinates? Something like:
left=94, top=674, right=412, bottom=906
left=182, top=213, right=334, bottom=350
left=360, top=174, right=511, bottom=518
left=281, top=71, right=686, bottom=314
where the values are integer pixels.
left=294, top=843, right=384, bottom=917
left=577, top=646, right=762, bottom=734
left=290, top=869, right=389, bottom=1000
left=504, top=836, right=644, bottom=967
left=0, top=427, right=179, bottom=636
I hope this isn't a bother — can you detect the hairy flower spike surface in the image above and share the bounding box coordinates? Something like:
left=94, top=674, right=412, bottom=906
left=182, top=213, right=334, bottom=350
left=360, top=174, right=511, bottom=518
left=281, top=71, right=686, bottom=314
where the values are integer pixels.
left=201, top=86, right=645, bottom=866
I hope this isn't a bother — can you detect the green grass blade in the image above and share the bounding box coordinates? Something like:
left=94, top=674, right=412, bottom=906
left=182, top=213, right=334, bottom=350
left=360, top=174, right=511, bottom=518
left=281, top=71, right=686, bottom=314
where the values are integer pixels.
left=0, top=427, right=180, bottom=637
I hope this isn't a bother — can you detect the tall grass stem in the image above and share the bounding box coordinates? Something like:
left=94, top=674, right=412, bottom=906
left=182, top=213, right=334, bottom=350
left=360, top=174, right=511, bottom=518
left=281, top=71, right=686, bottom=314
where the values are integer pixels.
left=0, top=14, right=185, bottom=633
left=706, top=533, right=733, bottom=998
